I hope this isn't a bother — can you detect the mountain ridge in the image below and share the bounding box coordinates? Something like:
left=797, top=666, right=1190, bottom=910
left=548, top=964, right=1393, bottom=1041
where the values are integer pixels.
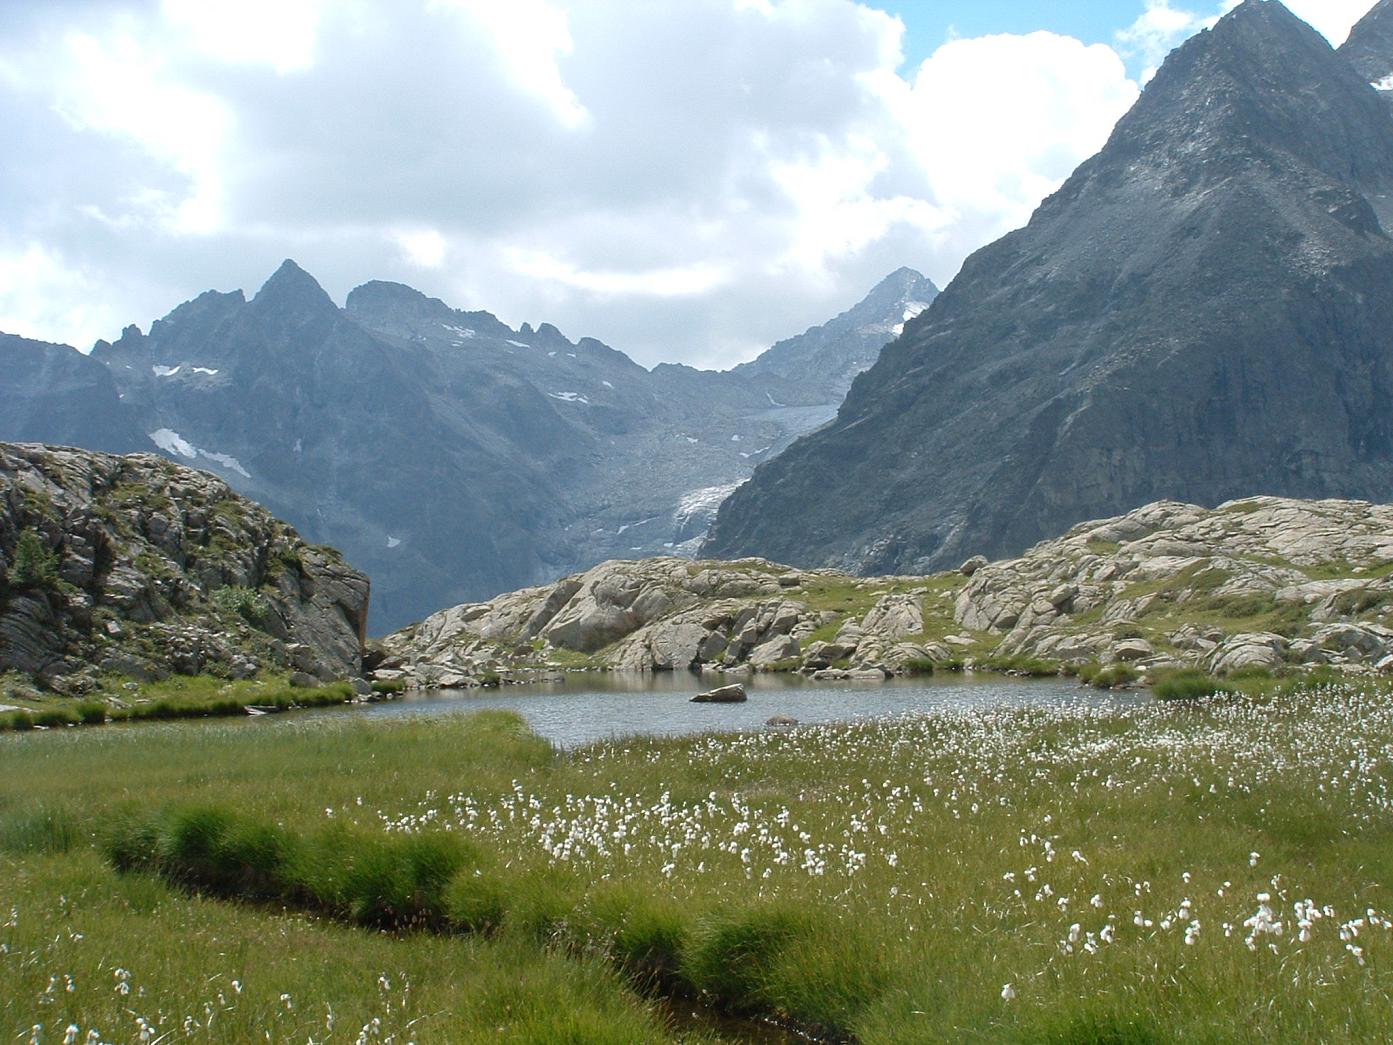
left=2, top=263, right=936, bottom=631
left=703, top=0, right=1393, bottom=576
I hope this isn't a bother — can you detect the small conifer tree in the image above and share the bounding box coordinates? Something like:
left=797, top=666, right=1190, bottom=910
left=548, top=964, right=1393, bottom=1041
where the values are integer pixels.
left=11, top=529, right=59, bottom=590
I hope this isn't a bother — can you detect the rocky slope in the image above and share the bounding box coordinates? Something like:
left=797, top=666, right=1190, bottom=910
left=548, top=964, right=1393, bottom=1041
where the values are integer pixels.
left=378, top=496, right=1393, bottom=688
left=0, top=443, right=369, bottom=692
left=1, top=265, right=934, bottom=632
left=705, top=1, right=1393, bottom=576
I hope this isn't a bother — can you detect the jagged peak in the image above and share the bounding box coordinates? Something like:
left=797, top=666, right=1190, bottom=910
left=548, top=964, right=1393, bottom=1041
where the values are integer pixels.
left=1039, top=0, right=1393, bottom=215
left=250, top=259, right=337, bottom=315
left=1340, top=0, right=1393, bottom=82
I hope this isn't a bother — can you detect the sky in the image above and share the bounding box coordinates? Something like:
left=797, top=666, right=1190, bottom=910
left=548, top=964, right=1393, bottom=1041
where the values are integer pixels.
left=0, top=0, right=1379, bottom=369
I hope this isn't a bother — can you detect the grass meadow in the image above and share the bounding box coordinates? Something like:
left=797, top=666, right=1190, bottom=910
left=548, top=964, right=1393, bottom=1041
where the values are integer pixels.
left=4, top=681, right=1393, bottom=1042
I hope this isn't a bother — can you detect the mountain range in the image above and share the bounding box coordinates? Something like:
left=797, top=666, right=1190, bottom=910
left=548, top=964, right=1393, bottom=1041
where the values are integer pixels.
left=704, top=0, right=1393, bottom=574
left=0, top=263, right=935, bottom=631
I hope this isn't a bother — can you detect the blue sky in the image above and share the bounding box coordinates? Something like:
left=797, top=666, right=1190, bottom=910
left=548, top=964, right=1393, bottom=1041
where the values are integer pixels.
left=890, top=1, right=1141, bottom=63
left=887, top=0, right=1365, bottom=78
left=0, top=0, right=1377, bottom=368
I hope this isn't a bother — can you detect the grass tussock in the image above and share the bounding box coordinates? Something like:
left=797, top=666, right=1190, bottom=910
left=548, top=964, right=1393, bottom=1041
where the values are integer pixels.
left=1152, top=669, right=1229, bottom=701
left=9, top=690, right=1393, bottom=1041
left=1076, top=662, right=1140, bottom=689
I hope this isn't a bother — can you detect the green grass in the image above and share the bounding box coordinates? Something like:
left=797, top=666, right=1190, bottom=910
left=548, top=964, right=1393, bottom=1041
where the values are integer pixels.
left=0, top=675, right=358, bottom=732
left=1152, top=668, right=1229, bottom=701
left=6, top=687, right=1393, bottom=1041
left=1076, top=662, right=1140, bottom=689
left=976, top=653, right=1063, bottom=677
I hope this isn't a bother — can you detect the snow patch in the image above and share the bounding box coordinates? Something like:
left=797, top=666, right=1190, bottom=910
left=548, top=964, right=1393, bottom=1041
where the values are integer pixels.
left=731, top=434, right=741, bottom=441
left=149, top=428, right=196, bottom=458
left=198, top=450, right=251, bottom=479
left=148, top=429, right=250, bottom=478
left=506, top=339, right=531, bottom=349
left=675, top=483, right=741, bottom=526
left=441, top=323, right=476, bottom=339
left=1374, top=75, right=1393, bottom=92
left=602, top=380, right=614, bottom=389
left=190, top=366, right=219, bottom=376
left=765, top=391, right=785, bottom=407
left=903, top=300, right=931, bottom=320
left=387, top=536, right=402, bottom=549
left=548, top=391, right=590, bottom=404
left=152, top=364, right=182, bottom=377
left=617, top=515, right=661, bottom=535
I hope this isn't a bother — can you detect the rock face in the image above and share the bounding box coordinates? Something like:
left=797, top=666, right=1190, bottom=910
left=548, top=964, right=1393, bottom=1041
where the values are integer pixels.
left=3, top=264, right=934, bottom=632
left=1341, top=0, right=1393, bottom=111
left=0, top=443, right=369, bottom=690
left=381, top=496, right=1393, bottom=687
left=0, top=335, right=149, bottom=454
left=704, top=1, right=1393, bottom=578
left=954, top=496, right=1393, bottom=672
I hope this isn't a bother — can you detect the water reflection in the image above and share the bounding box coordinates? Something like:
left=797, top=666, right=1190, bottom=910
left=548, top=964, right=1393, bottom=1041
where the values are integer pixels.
left=330, top=672, right=1142, bottom=748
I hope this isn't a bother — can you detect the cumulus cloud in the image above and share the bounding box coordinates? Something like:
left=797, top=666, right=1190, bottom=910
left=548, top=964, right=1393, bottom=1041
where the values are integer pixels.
left=0, top=0, right=1155, bottom=367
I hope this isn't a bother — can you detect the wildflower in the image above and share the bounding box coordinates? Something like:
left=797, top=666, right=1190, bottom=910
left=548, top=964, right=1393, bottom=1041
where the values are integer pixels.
left=1001, top=983, right=1016, bottom=1001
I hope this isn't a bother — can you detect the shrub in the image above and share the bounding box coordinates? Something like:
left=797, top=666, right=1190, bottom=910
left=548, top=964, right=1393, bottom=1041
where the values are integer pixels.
left=210, top=585, right=269, bottom=626
left=370, top=678, right=408, bottom=695
left=10, top=529, right=59, bottom=590
left=899, top=658, right=936, bottom=676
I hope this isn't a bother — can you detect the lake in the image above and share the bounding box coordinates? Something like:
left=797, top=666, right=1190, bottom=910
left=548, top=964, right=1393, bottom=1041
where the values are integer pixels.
left=324, top=671, right=1143, bottom=747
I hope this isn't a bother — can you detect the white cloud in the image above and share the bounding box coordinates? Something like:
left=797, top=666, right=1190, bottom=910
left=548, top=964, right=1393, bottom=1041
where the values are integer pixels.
left=0, top=0, right=1146, bottom=366
left=429, top=0, right=590, bottom=130
left=1281, top=0, right=1374, bottom=46
left=884, top=32, right=1138, bottom=225
left=393, top=228, right=448, bottom=269
left=1117, top=0, right=1372, bottom=83
left=160, top=0, right=329, bottom=74
left=506, top=248, right=730, bottom=298
left=0, top=245, right=122, bottom=348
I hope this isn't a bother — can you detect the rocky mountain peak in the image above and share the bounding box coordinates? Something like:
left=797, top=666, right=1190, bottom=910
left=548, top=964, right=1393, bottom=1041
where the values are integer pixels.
left=704, top=1, right=1393, bottom=581
left=1341, top=0, right=1393, bottom=89
left=249, top=258, right=338, bottom=320
left=732, top=268, right=938, bottom=395
left=1048, top=0, right=1393, bottom=215
left=345, top=279, right=514, bottom=342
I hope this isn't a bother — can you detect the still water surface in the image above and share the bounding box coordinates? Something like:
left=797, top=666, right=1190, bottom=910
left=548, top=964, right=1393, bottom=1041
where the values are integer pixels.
left=327, top=672, right=1141, bottom=748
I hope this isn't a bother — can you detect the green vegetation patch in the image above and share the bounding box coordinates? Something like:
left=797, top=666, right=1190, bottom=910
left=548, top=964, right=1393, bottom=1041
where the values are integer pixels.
left=9, top=686, right=1393, bottom=1041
